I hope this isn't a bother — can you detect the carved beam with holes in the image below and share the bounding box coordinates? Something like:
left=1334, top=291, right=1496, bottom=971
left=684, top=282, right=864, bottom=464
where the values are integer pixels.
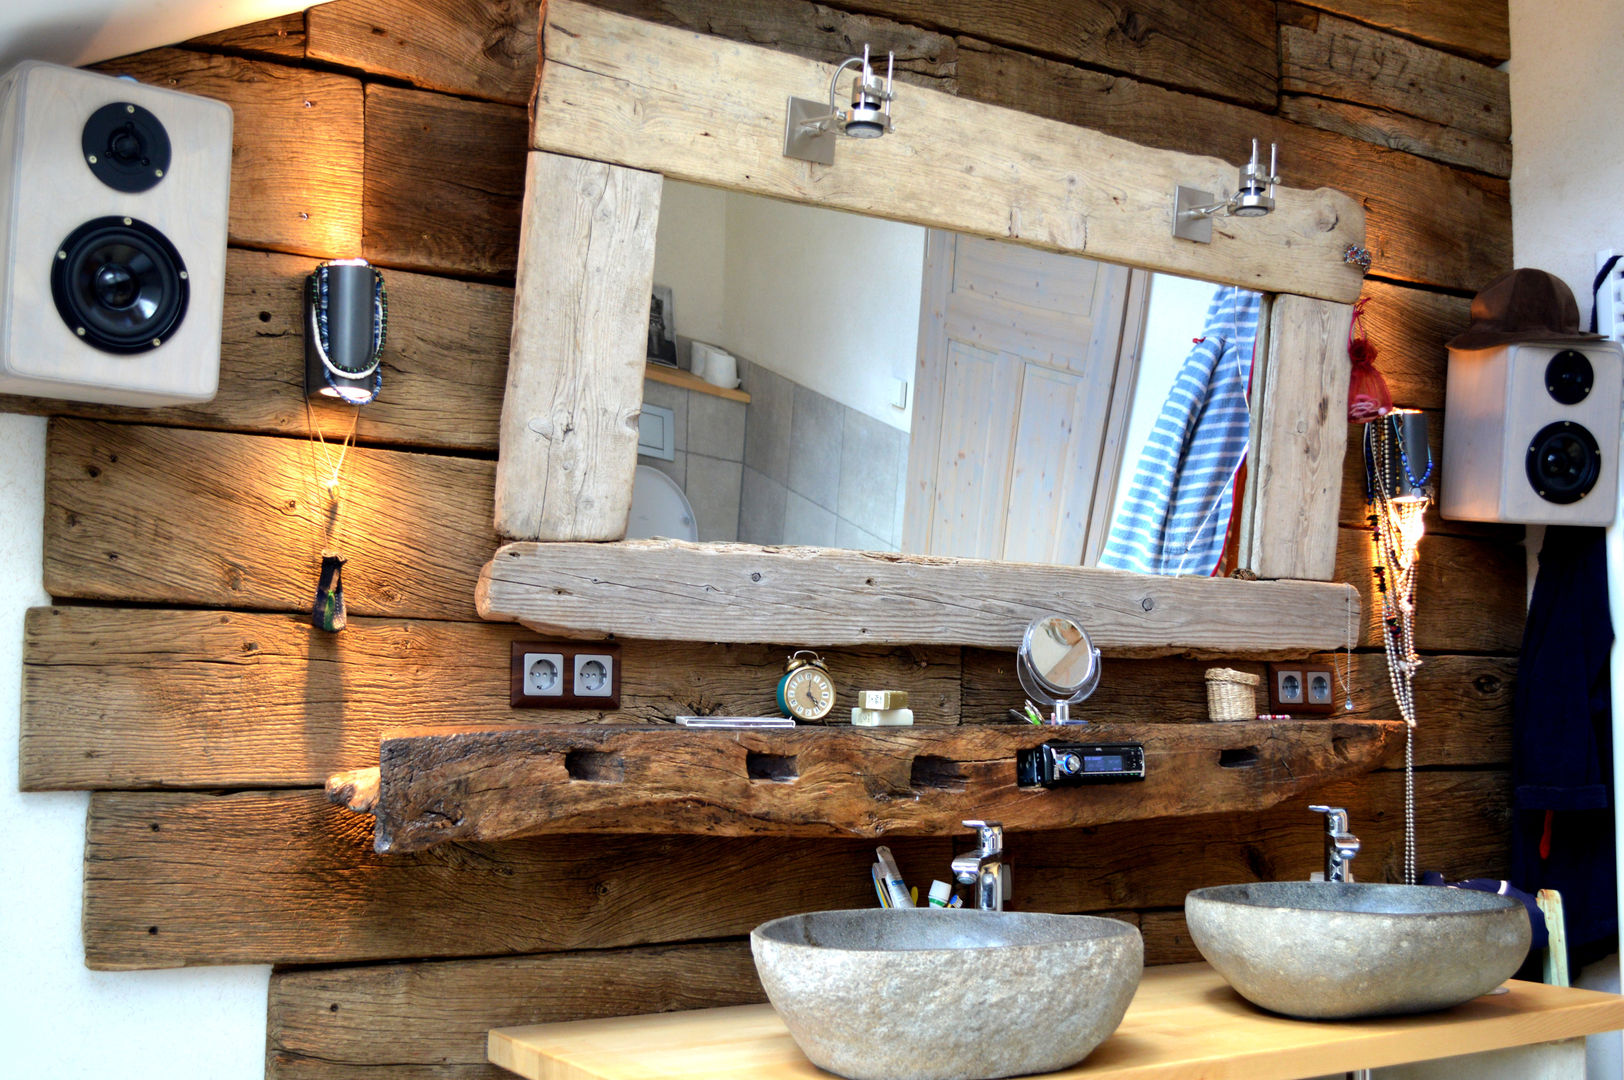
left=330, top=720, right=1400, bottom=852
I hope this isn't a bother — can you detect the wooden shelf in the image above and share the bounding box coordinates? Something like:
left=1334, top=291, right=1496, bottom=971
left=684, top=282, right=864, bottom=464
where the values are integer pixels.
left=489, top=963, right=1624, bottom=1080
left=329, top=719, right=1399, bottom=853
left=476, top=540, right=1360, bottom=654
left=645, top=362, right=750, bottom=403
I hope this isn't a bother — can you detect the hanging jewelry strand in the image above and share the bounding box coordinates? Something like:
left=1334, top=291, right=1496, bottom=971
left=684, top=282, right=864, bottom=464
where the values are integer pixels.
left=1365, top=414, right=1430, bottom=885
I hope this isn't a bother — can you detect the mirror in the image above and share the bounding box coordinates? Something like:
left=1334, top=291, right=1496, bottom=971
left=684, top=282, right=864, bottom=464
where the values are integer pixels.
left=1016, top=614, right=1101, bottom=724
left=639, top=179, right=1261, bottom=574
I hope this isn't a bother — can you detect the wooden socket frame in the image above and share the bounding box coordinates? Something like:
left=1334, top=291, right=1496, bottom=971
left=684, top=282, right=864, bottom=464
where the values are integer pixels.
left=1267, top=662, right=1336, bottom=714
left=510, top=640, right=621, bottom=709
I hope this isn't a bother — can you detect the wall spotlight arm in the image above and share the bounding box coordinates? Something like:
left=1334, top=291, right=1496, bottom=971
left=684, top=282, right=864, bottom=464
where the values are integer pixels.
left=783, top=45, right=894, bottom=165
left=1173, top=139, right=1280, bottom=243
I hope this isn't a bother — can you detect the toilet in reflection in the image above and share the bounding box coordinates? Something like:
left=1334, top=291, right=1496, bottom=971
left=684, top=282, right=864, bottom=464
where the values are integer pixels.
left=627, top=464, right=699, bottom=541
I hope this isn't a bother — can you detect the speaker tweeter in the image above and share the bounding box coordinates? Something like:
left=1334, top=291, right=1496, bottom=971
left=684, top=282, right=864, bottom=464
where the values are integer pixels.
left=81, top=101, right=171, bottom=193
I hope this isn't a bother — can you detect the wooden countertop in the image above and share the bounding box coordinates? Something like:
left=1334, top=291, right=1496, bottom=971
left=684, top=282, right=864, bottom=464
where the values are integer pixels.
left=488, top=962, right=1624, bottom=1080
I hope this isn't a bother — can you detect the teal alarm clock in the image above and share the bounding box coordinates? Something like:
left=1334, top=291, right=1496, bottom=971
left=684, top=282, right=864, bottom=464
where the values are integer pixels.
left=777, top=650, right=835, bottom=721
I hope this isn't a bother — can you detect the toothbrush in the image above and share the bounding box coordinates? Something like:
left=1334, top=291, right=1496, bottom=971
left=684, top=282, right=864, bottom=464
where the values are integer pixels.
left=872, top=863, right=892, bottom=908
left=876, top=845, right=915, bottom=908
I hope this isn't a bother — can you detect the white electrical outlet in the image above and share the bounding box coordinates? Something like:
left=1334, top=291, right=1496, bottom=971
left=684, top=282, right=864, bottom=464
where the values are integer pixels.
left=573, top=654, right=615, bottom=698
left=1597, top=249, right=1624, bottom=343
left=522, top=652, right=565, bottom=697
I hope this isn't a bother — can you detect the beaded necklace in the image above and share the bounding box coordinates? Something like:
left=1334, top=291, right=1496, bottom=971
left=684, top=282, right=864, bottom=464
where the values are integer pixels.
left=1365, top=415, right=1430, bottom=885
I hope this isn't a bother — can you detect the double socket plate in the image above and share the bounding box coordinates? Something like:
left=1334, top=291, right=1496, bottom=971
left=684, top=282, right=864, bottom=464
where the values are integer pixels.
left=510, top=640, right=621, bottom=709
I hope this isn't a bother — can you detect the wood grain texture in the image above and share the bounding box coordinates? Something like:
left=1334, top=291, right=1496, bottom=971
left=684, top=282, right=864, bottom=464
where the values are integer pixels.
left=307, top=0, right=961, bottom=107
left=486, top=969, right=1624, bottom=1080
left=363, top=85, right=529, bottom=277
left=952, top=38, right=1508, bottom=294
left=19, top=605, right=958, bottom=790
left=1291, top=0, right=1509, bottom=64
left=1278, top=5, right=1509, bottom=141
left=186, top=11, right=308, bottom=58
left=352, top=720, right=1398, bottom=849
left=958, top=648, right=1515, bottom=770
left=531, top=1, right=1365, bottom=303
left=831, top=0, right=1280, bottom=108
left=1246, top=296, right=1354, bottom=581
left=308, top=0, right=540, bottom=105
left=81, top=769, right=1507, bottom=969
left=1354, top=279, right=1473, bottom=410
left=1336, top=527, right=1525, bottom=655
left=0, top=249, right=512, bottom=451
left=477, top=539, right=1361, bottom=654
left=44, top=419, right=498, bottom=620
left=268, top=942, right=765, bottom=1080
left=593, top=0, right=960, bottom=91
left=93, top=49, right=362, bottom=258
left=1279, top=95, right=1510, bottom=178
left=497, top=151, right=661, bottom=539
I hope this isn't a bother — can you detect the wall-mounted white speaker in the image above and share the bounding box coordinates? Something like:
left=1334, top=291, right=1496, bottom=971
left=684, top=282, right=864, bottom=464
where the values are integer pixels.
left=0, top=60, right=231, bottom=405
left=1441, top=339, right=1624, bottom=524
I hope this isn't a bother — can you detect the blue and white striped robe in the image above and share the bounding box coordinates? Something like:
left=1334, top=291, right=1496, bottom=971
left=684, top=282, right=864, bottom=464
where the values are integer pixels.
left=1098, top=286, right=1261, bottom=577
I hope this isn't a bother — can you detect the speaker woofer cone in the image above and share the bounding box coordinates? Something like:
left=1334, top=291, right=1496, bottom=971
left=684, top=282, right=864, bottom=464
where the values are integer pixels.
left=51, top=216, right=189, bottom=354
left=1526, top=420, right=1601, bottom=504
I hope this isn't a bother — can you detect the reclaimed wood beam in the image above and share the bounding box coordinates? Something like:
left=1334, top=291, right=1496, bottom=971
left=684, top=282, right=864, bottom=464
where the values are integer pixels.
left=952, top=39, right=1508, bottom=294
left=530, top=0, right=1364, bottom=304
left=477, top=539, right=1360, bottom=653
left=1278, top=5, right=1509, bottom=142
left=1245, top=295, right=1354, bottom=580
left=335, top=720, right=1400, bottom=851
left=20, top=606, right=1514, bottom=792
left=92, top=49, right=362, bottom=258
left=495, top=151, right=661, bottom=541
left=82, top=770, right=1509, bottom=969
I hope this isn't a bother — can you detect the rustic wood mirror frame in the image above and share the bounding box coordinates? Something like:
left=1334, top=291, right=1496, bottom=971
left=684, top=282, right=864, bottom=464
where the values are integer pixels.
left=476, top=0, right=1369, bottom=655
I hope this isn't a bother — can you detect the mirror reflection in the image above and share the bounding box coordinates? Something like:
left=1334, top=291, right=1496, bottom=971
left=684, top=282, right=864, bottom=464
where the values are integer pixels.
left=635, top=179, right=1260, bottom=573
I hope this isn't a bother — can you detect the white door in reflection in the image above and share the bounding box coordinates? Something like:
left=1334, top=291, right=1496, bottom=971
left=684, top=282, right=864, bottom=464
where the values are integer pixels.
left=904, top=231, right=1150, bottom=564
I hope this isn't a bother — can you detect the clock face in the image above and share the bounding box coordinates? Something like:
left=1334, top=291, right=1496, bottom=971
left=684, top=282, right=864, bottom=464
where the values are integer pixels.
left=780, top=666, right=835, bottom=721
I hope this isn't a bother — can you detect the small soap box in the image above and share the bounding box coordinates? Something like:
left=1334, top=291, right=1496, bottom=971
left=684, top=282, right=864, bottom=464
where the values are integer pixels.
left=852, top=689, right=912, bottom=726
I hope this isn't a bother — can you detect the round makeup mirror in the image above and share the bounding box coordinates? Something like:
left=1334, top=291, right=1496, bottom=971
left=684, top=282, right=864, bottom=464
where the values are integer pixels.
left=1017, top=614, right=1101, bottom=723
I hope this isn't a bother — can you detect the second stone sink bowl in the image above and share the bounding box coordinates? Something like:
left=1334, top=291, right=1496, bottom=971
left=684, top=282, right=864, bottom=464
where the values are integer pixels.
left=751, top=909, right=1143, bottom=1080
left=1186, top=882, right=1531, bottom=1020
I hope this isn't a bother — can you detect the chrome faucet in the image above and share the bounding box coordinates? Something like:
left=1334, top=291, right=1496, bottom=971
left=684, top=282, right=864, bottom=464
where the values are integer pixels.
left=951, top=819, right=1005, bottom=910
left=1309, top=805, right=1360, bottom=883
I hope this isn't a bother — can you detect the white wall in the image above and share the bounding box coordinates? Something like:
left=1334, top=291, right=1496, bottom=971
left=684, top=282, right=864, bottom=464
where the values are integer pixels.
left=721, top=192, right=923, bottom=431
left=652, top=180, right=728, bottom=348
left=1507, top=3, right=1624, bottom=1076
left=652, top=181, right=923, bottom=430
left=3, top=412, right=269, bottom=1076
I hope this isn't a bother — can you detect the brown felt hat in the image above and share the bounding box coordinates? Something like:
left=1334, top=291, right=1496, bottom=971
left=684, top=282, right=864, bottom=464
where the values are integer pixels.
left=1447, top=268, right=1604, bottom=350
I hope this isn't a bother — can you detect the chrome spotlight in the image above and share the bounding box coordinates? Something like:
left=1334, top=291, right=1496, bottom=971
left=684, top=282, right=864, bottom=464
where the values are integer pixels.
left=1173, top=139, right=1280, bottom=243
left=783, top=44, right=894, bottom=165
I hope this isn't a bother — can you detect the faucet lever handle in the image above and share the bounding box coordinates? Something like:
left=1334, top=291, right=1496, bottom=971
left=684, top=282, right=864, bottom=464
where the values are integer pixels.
left=961, top=819, right=1003, bottom=853
left=1309, top=804, right=1350, bottom=833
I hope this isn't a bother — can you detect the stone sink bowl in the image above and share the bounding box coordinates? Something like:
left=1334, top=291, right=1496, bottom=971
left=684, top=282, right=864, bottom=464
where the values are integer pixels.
left=750, top=909, right=1143, bottom=1080
left=1186, top=882, right=1531, bottom=1020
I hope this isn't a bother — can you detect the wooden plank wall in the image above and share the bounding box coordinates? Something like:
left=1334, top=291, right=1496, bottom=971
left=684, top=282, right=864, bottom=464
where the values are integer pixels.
left=15, top=2, right=1518, bottom=1078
